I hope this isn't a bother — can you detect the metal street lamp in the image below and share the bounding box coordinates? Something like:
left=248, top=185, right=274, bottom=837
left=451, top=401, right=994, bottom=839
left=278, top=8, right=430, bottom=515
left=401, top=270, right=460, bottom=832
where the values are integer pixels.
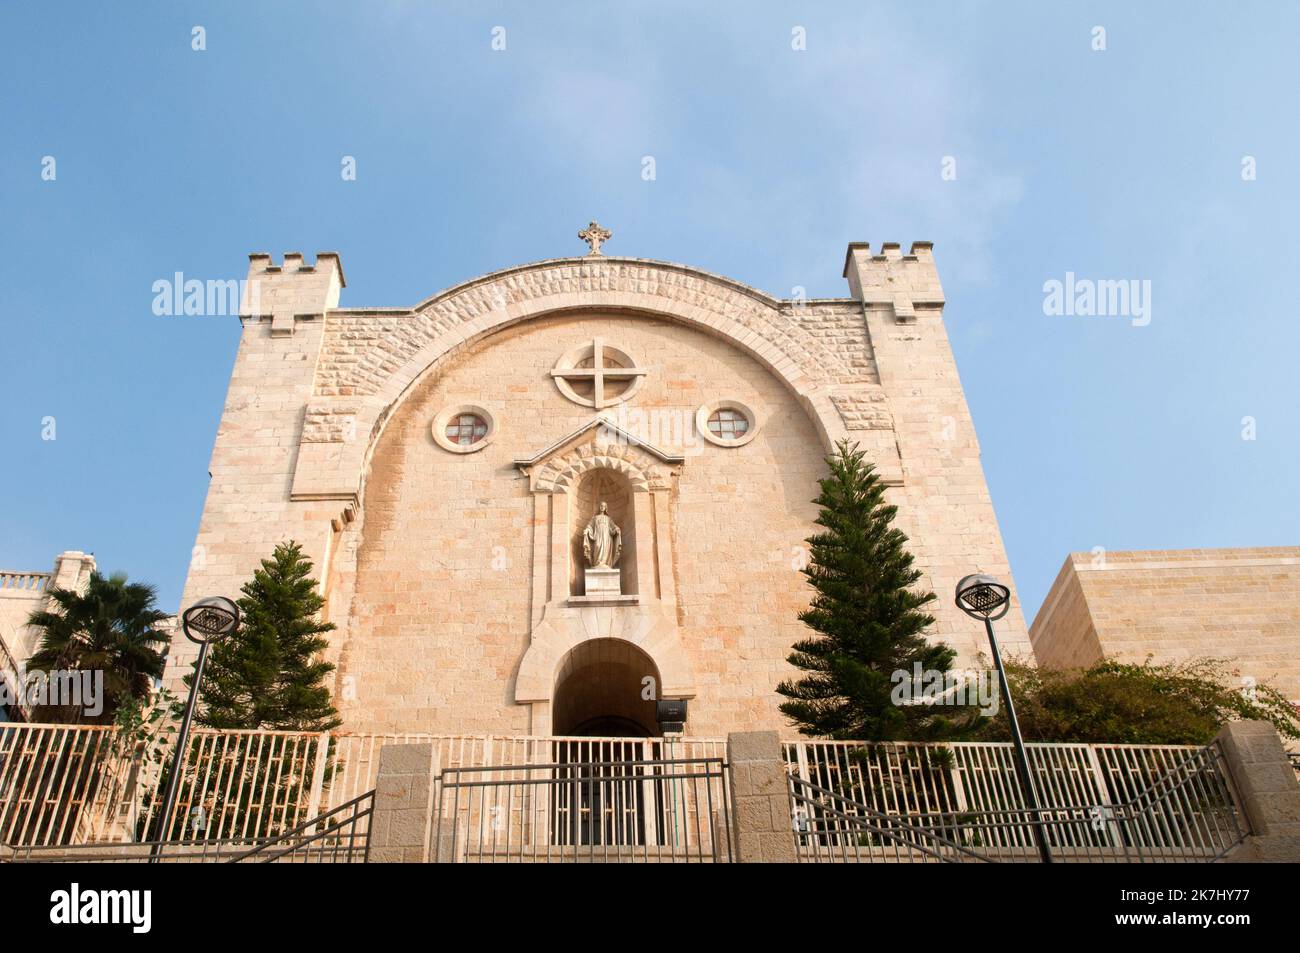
left=955, top=574, right=1053, bottom=864
left=151, top=596, right=239, bottom=860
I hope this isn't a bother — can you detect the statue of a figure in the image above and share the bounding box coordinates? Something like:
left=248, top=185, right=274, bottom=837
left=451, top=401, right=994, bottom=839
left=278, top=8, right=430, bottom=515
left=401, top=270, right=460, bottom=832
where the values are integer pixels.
left=583, top=502, right=622, bottom=568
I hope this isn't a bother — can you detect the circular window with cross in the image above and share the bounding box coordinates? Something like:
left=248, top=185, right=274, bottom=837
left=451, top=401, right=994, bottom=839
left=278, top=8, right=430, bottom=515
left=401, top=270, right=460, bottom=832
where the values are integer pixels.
left=696, top=398, right=759, bottom=447
left=550, top=339, right=648, bottom=409
left=432, top=404, right=497, bottom=454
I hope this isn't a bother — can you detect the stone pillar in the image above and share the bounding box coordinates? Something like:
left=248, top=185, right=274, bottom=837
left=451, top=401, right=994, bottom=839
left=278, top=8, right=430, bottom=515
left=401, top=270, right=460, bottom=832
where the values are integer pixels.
left=727, top=731, right=797, bottom=863
left=50, top=551, right=96, bottom=591
left=1216, top=720, right=1300, bottom=862
left=368, top=743, right=436, bottom=863
left=13, top=552, right=97, bottom=661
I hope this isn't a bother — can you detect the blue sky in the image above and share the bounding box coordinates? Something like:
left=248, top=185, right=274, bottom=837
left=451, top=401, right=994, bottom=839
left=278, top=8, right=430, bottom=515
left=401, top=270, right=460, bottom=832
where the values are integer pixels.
left=2, top=2, right=1296, bottom=622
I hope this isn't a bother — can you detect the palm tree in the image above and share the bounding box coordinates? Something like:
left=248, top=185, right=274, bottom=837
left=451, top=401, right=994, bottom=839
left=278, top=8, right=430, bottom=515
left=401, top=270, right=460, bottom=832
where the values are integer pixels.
left=26, top=571, right=169, bottom=724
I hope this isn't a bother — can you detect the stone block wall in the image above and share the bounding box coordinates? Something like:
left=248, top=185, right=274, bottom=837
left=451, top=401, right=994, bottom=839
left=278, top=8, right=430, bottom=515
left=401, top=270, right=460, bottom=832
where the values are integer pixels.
left=845, top=243, right=1031, bottom=661
left=165, top=245, right=1030, bottom=735
left=330, top=313, right=827, bottom=735
left=1216, top=720, right=1300, bottom=862
left=163, top=254, right=348, bottom=693
left=1031, top=548, right=1300, bottom=701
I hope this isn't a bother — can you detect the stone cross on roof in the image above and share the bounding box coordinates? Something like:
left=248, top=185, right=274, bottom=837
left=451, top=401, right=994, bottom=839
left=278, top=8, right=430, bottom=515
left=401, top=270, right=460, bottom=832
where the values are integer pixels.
left=578, top=221, right=612, bottom=256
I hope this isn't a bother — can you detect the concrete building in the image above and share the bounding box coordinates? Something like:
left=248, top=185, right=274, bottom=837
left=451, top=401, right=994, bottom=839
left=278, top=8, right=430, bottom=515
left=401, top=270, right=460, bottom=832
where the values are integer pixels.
left=1030, top=548, right=1300, bottom=702
left=163, top=233, right=1028, bottom=738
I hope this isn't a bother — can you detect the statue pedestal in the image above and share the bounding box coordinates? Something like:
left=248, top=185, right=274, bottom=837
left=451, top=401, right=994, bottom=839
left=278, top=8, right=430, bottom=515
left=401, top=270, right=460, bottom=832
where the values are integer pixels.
left=584, top=567, right=621, bottom=597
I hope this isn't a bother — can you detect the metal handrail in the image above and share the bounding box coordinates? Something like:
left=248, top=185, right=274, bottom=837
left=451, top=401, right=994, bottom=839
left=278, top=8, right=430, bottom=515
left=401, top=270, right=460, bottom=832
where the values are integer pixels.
left=439, top=756, right=725, bottom=775
left=825, top=746, right=1234, bottom=826
left=227, top=790, right=374, bottom=863
left=789, top=743, right=1247, bottom=863
left=2, top=790, right=376, bottom=864
left=788, top=775, right=992, bottom=863
left=3, top=835, right=279, bottom=863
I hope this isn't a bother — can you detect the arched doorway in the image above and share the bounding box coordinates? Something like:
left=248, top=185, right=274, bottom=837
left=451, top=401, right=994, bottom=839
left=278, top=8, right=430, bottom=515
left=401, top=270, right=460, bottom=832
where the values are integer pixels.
left=552, top=639, right=660, bottom=737
left=550, top=640, right=665, bottom=846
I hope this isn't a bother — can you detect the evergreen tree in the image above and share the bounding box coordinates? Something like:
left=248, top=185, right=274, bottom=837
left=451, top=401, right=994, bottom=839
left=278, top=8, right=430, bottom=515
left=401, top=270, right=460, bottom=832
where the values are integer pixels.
left=193, top=541, right=341, bottom=731
left=777, top=440, right=978, bottom=741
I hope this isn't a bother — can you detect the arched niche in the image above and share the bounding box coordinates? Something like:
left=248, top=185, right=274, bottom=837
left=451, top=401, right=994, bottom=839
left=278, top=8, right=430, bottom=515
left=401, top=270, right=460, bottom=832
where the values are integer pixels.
left=552, top=639, right=661, bottom=737
left=569, top=467, right=637, bottom=597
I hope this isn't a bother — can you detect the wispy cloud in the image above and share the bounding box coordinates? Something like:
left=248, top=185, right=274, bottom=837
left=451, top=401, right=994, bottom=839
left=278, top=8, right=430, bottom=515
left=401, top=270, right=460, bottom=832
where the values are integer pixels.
left=502, top=9, right=1024, bottom=289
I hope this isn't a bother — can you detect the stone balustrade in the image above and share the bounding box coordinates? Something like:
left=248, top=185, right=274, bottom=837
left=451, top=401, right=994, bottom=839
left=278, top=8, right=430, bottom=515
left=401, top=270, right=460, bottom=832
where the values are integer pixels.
left=0, top=572, right=51, bottom=594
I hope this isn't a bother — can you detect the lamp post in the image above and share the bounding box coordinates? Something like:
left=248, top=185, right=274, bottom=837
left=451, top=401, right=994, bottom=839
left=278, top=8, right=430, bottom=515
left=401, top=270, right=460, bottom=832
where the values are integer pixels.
left=151, top=596, right=239, bottom=860
left=954, top=574, right=1052, bottom=864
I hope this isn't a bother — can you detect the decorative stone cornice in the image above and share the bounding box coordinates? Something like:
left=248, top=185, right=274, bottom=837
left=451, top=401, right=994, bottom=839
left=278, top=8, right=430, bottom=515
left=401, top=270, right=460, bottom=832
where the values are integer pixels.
left=515, top=419, right=682, bottom=493
left=314, top=257, right=873, bottom=401
left=291, top=255, right=895, bottom=501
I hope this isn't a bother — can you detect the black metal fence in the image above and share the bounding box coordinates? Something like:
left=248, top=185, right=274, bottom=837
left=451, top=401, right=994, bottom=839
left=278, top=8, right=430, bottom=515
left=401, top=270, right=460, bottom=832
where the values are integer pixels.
left=228, top=790, right=373, bottom=863
left=435, top=757, right=732, bottom=862
left=2, top=790, right=374, bottom=864
left=788, top=743, right=1248, bottom=863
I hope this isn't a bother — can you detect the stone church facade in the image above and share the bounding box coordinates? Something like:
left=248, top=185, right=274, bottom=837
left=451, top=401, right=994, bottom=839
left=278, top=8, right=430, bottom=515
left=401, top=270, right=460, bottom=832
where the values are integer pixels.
left=162, top=234, right=1029, bottom=738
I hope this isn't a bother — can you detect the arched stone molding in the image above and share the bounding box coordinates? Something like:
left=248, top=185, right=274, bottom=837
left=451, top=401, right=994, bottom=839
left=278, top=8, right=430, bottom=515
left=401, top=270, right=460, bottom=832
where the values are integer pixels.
left=514, top=605, right=697, bottom=734
left=551, top=638, right=661, bottom=736
left=289, top=257, right=893, bottom=502
left=527, top=436, right=677, bottom=495
left=343, top=257, right=845, bottom=401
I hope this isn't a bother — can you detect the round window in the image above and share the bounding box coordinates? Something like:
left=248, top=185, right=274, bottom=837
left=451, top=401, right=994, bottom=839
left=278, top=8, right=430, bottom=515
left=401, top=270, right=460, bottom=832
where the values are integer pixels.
left=445, top=413, right=488, bottom=447
left=432, top=405, right=496, bottom=454
left=696, top=400, right=758, bottom=448
left=706, top=407, right=750, bottom=440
